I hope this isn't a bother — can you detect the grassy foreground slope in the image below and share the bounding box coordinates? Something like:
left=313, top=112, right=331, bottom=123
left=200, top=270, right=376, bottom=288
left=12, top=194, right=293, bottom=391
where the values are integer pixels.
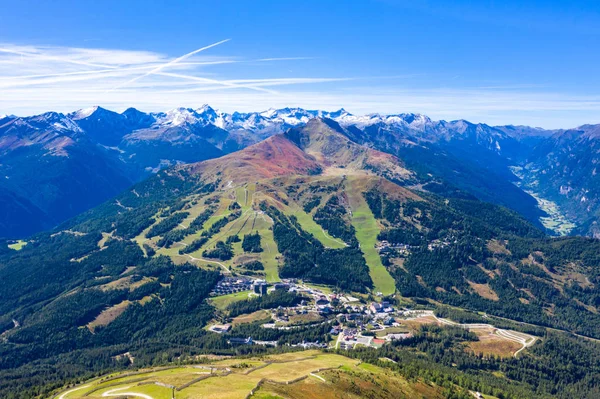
left=56, top=350, right=457, bottom=399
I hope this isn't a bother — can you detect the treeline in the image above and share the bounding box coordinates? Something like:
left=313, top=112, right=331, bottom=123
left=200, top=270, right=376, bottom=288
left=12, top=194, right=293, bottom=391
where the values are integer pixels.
left=230, top=320, right=331, bottom=345
left=147, top=211, right=189, bottom=239
left=302, top=195, right=321, bottom=213
left=203, top=241, right=234, bottom=260
left=241, top=260, right=264, bottom=271
left=313, top=195, right=357, bottom=245
left=242, top=232, right=263, bottom=252
left=179, top=207, right=241, bottom=255
left=156, top=205, right=217, bottom=247
left=227, top=290, right=301, bottom=317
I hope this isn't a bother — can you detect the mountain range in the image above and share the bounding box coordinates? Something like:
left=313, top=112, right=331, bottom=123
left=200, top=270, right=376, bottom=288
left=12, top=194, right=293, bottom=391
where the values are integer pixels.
left=1, top=105, right=599, bottom=239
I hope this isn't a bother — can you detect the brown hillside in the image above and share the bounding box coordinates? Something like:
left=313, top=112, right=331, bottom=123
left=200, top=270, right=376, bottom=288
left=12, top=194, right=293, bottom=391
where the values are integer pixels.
left=187, top=134, right=321, bottom=184
left=285, top=118, right=413, bottom=182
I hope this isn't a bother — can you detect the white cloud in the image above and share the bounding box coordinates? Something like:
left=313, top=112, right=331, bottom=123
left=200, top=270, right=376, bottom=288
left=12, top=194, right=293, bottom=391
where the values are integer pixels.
left=0, top=42, right=598, bottom=129
left=107, top=39, right=231, bottom=91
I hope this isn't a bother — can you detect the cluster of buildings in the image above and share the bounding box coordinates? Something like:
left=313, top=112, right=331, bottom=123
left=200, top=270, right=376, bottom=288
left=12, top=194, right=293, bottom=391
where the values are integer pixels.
left=210, top=276, right=254, bottom=296
left=375, top=236, right=459, bottom=254
left=252, top=280, right=268, bottom=296
left=209, top=278, right=421, bottom=351
left=291, top=341, right=328, bottom=349
left=208, top=324, right=232, bottom=334
left=376, top=240, right=414, bottom=256
left=252, top=280, right=290, bottom=296
left=210, top=276, right=292, bottom=298
left=428, top=239, right=451, bottom=251
left=369, top=301, right=394, bottom=313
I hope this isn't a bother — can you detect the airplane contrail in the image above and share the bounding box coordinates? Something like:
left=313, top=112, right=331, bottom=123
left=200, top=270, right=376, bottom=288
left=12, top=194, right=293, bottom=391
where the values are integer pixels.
left=108, top=39, right=231, bottom=92
left=0, top=47, right=117, bottom=69
left=255, top=57, right=315, bottom=62
left=0, top=65, right=159, bottom=81
left=0, top=64, right=277, bottom=94
left=161, top=76, right=352, bottom=94
left=158, top=72, right=278, bottom=94
left=0, top=42, right=324, bottom=95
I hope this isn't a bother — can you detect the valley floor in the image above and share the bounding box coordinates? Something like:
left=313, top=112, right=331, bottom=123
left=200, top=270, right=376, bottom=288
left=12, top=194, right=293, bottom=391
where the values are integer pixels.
left=509, top=166, right=576, bottom=235
left=525, top=190, right=576, bottom=236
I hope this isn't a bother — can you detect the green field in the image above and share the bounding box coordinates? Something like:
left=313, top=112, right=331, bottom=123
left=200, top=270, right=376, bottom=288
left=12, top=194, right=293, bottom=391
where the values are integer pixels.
left=141, top=187, right=281, bottom=282
left=55, top=350, right=457, bottom=399
left=92, top=382, right=172, bottom=399
left=289, top=205, right=347, bottom=249
left=210, top=290, right=253, bottom=311
left=7, top=240, right=27, bottom=251
left=128, top=180, right=395, bottom=294
left=256, top=221, right=280, bottom=282
left=56, top=351, right=361, bottom=399
left=302, top=282, right=335, bottom=295
left=346, top=179, right=396, bottom=296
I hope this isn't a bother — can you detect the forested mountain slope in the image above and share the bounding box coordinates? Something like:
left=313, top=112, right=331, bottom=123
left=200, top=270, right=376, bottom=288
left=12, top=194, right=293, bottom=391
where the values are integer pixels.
left=2, top=118, right=600, bottom=397
left=4, top=105, right=594, bottom=239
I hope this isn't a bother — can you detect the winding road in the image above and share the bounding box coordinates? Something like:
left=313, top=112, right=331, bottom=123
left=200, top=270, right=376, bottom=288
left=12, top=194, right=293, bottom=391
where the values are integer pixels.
left=58, top=384, right=90, bottom=399
left=181, top=253, right=230, bottom=273
left=431, top=312, right=537, bottom=357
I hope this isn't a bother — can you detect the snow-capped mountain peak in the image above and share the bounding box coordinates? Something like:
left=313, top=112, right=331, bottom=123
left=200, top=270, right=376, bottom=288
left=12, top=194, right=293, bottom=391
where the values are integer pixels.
left=27, top=112, right=83, bottom=133
left=4, top=105, right=539, bottom=160
left=71, top=106, right=100, bottom=120
left=196, top=104, right=218, bottom=116
left=260, top=108, right=278, bottom=118
left=157, top=107, right=201, bottom=127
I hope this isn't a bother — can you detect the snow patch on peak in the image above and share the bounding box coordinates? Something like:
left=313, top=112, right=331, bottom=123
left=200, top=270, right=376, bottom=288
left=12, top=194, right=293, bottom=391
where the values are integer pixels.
left=446, top=120, right=470, bottom=133
left=260, top=108, right=277, bottom=118
left=196, top=104, right=217, bottom=115
left=336, top=113, right=382, bottom=128
left=328, top=108, right=351, bottom=118
left=158, top=108, right=199, bottom=127
left=72, top=106, right=99, bottom=120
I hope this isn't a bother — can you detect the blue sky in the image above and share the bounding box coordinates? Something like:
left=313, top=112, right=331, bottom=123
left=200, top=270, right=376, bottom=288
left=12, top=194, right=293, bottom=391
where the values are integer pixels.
left=0, top=0, right=599, bottom=128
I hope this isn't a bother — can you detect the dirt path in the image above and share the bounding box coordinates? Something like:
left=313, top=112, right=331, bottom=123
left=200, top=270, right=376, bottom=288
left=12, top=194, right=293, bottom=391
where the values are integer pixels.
left=0, top=319, right=19, bottom=343
left=58, top=384, right=91, bottom=399
left=101, top=386, right=153, bottom=399
left=114, top=200, right=132, bottom=210
left=319, top=226, right=347, bottom=247
left=182, top=254, right=230, bottom=274
left=335, top=333, right=343, bottom=349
